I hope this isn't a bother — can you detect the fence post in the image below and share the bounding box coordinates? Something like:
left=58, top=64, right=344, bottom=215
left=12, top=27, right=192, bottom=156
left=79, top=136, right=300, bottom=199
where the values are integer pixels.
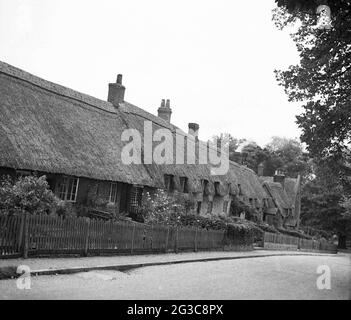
left=17, top=213, right=25, bottom=253
left=131, top=224, right=136, bottom=254
left=175, top=227, right=179, bottom=253
left=22, top=213, right=29, bottom=259
left=84, top=218, right=90, bottom=257
left=194, top=228, right=198, bottom=252
left=165, top=226, right=169, bottom=253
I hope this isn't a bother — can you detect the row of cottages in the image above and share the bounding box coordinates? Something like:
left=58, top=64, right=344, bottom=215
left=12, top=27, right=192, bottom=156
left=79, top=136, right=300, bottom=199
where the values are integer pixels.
left=0, top=60, right=301, bottom=229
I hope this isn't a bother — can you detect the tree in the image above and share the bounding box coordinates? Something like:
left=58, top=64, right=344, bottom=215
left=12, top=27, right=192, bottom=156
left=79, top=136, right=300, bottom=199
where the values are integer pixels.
left=301, top=162, right=351, bottom=248
left=241, top=142, right=272, bottom=174
left=240, top=137, right=311, bottom=178
left=211, top=133, right=246, bottom=162
left=0, top=175, right=59, bottom=215
left=273, top=1, right=351, bottom=166
left=266, top=136, right=311, bottom=178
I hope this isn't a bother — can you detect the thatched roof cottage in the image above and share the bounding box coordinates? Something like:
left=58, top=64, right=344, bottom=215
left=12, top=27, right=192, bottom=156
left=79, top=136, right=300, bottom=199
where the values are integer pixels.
left=260, top=171, right=301, bottom=229
left=0, top=60, right=300, bottom=228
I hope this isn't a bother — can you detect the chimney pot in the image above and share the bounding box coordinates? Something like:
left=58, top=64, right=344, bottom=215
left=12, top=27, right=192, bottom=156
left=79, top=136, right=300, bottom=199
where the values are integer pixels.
left=157, top=98, right=172, bottom=122
left=108, top=74, right=126, bottom=108
left=188, top=123, right=199, bottom=138
left=273, top=169, right=285, bottom=188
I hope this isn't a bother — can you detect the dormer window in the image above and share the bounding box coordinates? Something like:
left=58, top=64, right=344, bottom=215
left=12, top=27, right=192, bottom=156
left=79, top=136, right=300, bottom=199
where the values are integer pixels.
left=238, top=184, right=243, bottom=196
left=164, top=174, right=174, bottom=192
left=179, top=177, right=189, bottom=193
left=201, top=179, right=209, bottom=194
left=214, top=182, right=220, bottom=196
left=207, top=202, right=213, bottom=214
left=196, top=202, right=202, bottom=214
left=223, top=201, right=229, bottom=213
left=254, top=199, right=259, bottom=208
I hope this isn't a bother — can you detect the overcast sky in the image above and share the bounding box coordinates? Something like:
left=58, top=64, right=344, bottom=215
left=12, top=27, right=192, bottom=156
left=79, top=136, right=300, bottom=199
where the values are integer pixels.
left=0, top=0, right=301, bottom=147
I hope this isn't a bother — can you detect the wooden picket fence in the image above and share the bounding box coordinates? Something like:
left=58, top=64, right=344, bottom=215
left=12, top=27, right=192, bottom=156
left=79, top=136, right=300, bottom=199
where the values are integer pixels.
left=0, top=215, right=24, bottom=257
left=0, top=214, right=227, bottom=259
left=263, top=232, right=337, bottom=253
left=264, top=232, right=299, bottom=246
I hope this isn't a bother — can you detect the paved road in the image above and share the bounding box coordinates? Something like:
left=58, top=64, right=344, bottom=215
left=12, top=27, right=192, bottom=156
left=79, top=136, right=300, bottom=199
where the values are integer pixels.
left=1, top=254, right=350, bottom=300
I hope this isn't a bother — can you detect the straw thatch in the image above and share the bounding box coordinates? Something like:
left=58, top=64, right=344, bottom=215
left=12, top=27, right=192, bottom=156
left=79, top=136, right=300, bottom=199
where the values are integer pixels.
left=0, top=60, right=269, bottom=208
left=214, top=181, right=229, bottom=197
left=260, top=176, right=300, bottom=226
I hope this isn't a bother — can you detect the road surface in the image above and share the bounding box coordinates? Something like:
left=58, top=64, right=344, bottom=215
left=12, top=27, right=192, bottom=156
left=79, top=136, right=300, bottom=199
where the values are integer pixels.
left=1, top=254, right=350, bottom=299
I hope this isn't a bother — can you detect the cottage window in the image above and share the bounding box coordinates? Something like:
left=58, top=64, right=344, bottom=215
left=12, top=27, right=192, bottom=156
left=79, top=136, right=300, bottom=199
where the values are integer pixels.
left=164, top=175, right=174, bottom=192
left=263, top=199, right=268, bottom=208
left=238, top=184, right=243, bottom=196
left=129, top=186, right=143, bottom=213
left=201, top=179, right=209, bottom=194
left=179, top=177, right=189, bottom=193
left=254, top=199, right=259, bottom=208
left=207, top=202, right=213, bottom=214
left=109, top=183, right=118, bottom=204
left=196, top=202, right=202, bottom=214
left=214, top=182, right=220, bottom=195
left=57, top=177, right=79, bottom=202
left=223, top=201, right=229, bottom=213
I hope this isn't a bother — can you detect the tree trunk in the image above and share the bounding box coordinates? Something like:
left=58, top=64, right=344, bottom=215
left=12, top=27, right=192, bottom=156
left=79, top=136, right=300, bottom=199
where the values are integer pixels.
left=338, top=234, right=347, bottom=249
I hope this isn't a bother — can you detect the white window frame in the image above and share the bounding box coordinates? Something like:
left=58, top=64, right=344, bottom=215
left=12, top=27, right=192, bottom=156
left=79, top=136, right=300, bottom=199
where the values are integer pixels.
left=223, top=201, right=229, bottom=213
left=57, top=177, right=79, bottom=202
left=109, top=182, right=118, bottom=204
left=207, top=201, right=213, bottom=214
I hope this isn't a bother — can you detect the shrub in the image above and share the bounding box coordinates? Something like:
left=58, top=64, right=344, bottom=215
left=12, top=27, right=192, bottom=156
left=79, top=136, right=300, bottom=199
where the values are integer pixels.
left=277, top=227, right=312, bottom=239
left=225, top=223, right=255, bottom=246
left=0, top=175, right=59, bottom=215
left=141, top=189, right=193, bottom=225
left=256, top=222, right=279, bottom=234
left=55, top=201, right=83, bottom=218
left=177, top=214, right=226, bottom=230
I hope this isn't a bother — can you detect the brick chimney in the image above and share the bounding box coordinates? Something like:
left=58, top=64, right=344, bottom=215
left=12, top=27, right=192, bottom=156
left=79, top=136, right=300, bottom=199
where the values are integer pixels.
left=273, top=169, right=285, bottom=188
left=258, top=163, right=264, bottom=176
left=157, top=99, right=172, bottom=122
left=188, top=123, right=199, bottom=139
left=108, top=74, right=125, bottom=108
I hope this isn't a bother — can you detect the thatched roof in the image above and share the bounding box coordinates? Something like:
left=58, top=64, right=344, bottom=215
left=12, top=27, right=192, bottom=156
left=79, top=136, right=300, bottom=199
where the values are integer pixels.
left=0, top=60, right=268, bottom=207
left=0, top=61, right=152, bottom=186
left=260, top=176, right=300, bottom=221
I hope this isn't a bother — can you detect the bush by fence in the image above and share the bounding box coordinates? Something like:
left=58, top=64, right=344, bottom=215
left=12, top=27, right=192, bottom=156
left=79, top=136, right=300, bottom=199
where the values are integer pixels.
left=0, top=213, right=246, bottom=259
left=263, top=232, right=337, bottom=253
